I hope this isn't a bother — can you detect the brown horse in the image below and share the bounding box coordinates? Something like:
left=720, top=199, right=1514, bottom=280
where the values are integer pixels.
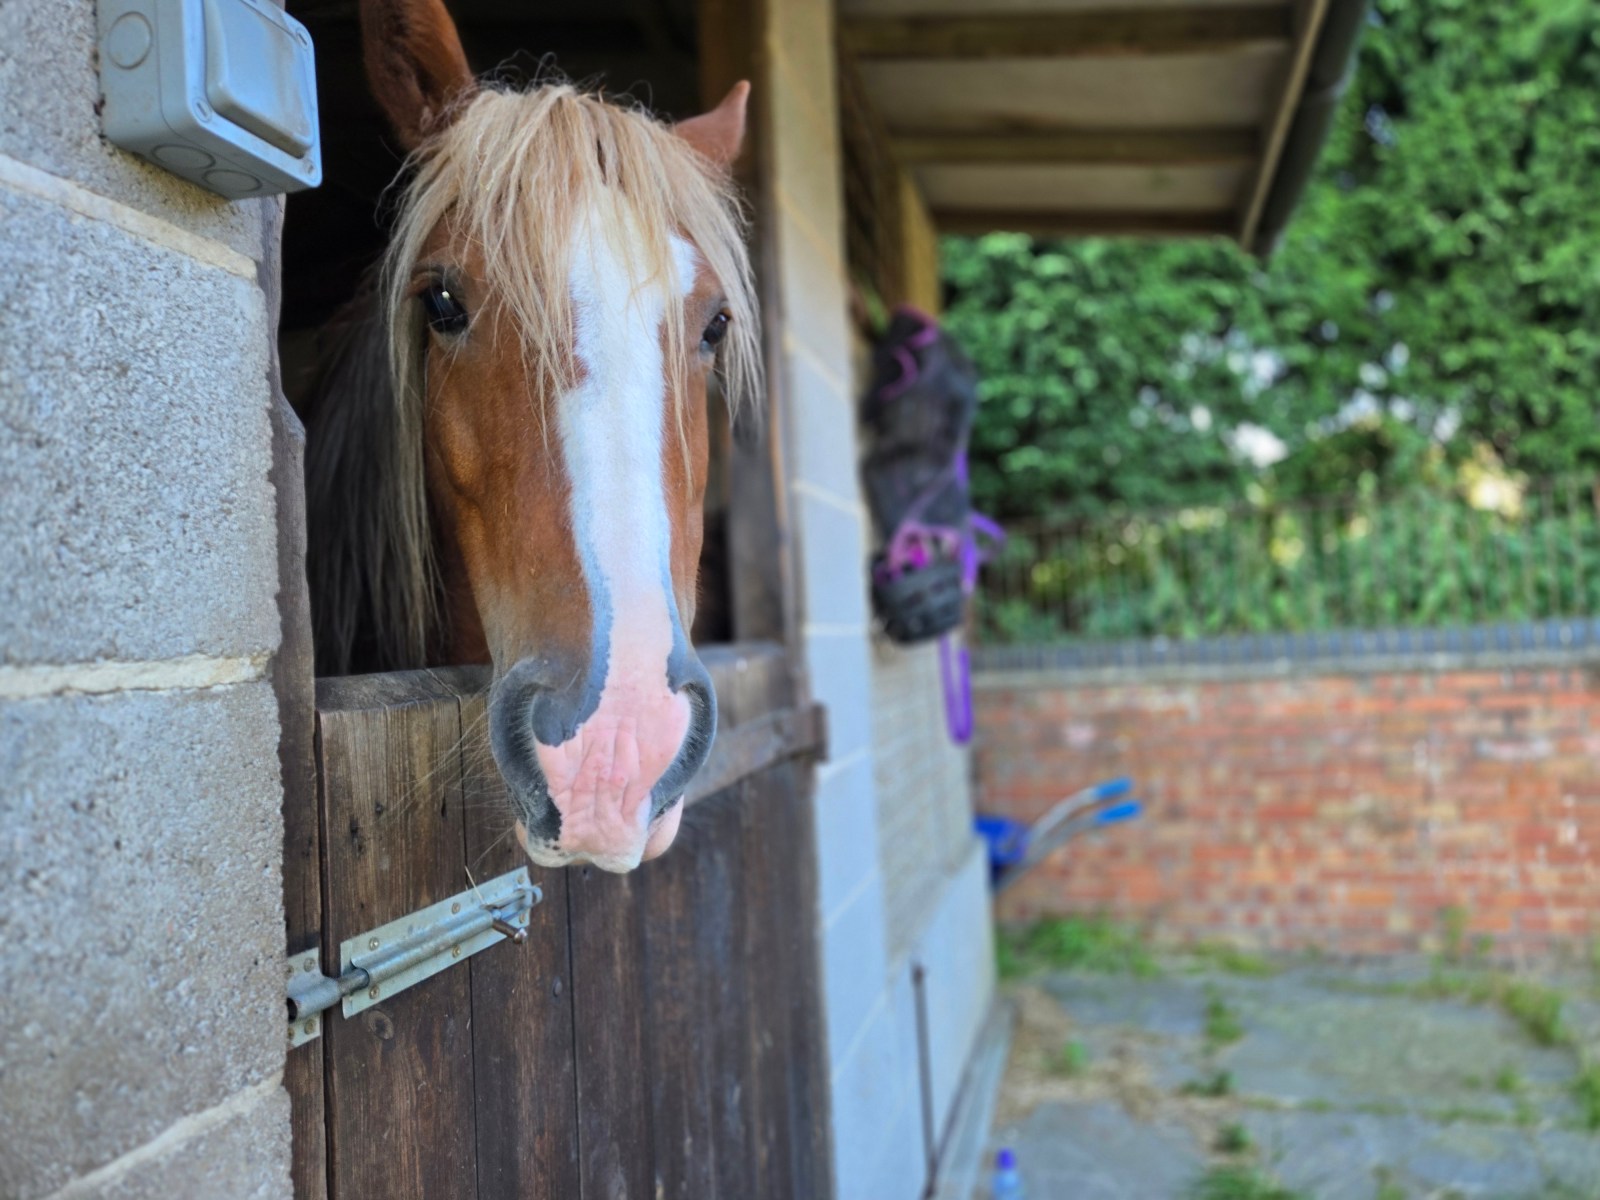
left=299, top=0, right=760, bottom=872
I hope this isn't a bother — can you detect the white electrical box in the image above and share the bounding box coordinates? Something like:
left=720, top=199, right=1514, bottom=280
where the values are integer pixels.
left=98, top=0, right=321, bottom=198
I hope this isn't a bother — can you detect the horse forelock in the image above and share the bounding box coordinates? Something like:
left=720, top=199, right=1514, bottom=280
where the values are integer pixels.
left=382, top=81, right=761, bottom=426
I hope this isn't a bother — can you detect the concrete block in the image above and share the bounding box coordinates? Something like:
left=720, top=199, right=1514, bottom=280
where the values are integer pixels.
left=806, top=631, right=877, bottom=763
left=787, top=351, right=859, bottom=504
left=821, top=872, right=890, bottom=1073
left=77, top=1086, right=293, bottom=1200
left=0, top=187, right=279, bottom=667
left=815, top=754, right=881, bottom=923
left=769, top=0, right=838, bottom=138
left=829, top=992, right=924, bottom=1200
left=769, top=55, right=844, bottom=249
left=796, top=493, right=870, bottom=629
left=0, top=683, right=287, bottom=1199
left=0, top=0, right=270, bottom=261
left=775, top=208, right=851, bottom=374
left=913, top=841, right=997, bottom=1129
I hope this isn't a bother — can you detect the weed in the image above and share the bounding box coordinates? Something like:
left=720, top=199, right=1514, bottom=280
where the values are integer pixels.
left=1213, top=1122, right=1253, bottom=1155
left=1439, top=905, right=1470, bottom=964
left=1373, top=1166, right=1406, bottom=1200
left=1493, top=1065, right=1524, bottom=1094
left=995, top=935, right=1025, bottom=981
left=1500, top=978, right=1566, bottom=1047
left=1051, top=1040, right=1089, bottom=1079
left=1014, top=916, right=1160, bottom=976
left=1180, top=1069, right=1235, bottom=1098
left=1192, top=942, right=1279, bottom=978
left=1186, top=1164, right=1307, bottom=1200
left=1204, top=990, right=1245, bottom=1048
left=1571, top=1061, right=1600, bottom=1130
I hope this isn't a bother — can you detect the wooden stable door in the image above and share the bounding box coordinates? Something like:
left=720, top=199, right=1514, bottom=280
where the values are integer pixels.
left=284, top=645, right=830, bottom=1200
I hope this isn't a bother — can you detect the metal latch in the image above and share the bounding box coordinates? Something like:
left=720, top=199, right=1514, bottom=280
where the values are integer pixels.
left=286, top=868, right=539, bottom=1047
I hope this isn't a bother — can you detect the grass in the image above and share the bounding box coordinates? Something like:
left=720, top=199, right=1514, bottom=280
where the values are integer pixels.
left=1180, top=1069, right=1235, bottom=1098
left=1187, top=1164, right=1307, bottom=1200
left=1572, top=1061, right=1600, bottom=1130
left=1051, top=1039, right=1089, bottom=1079
left=1493, top=1064, right=1524, bottom=1095
left=1204, top=990, right=1246, bottom=1048
left=998, top=915, right=1160, bottom=979
left=1190, top=942, right=1280, bottom=978
left=1213, top=1121, right=1252, bottom=1155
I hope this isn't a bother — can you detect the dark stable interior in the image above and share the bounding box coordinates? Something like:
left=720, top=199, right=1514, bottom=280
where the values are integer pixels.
left=280, top=0, right=736, bottom=654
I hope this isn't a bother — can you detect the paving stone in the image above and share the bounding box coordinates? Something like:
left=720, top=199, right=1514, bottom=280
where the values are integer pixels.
left=988, top=1100, right=1203, bottom=1200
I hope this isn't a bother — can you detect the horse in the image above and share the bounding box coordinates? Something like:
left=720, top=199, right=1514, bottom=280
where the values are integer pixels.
left=296, top=0, right=761, bottom=873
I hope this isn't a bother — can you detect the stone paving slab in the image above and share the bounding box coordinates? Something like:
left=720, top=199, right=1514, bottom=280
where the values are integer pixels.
left=984, top=957, right=1600, bottom=1199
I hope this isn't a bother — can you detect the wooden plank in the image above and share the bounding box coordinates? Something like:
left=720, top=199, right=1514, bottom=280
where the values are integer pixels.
left=567, top=862, right=653, bottom=1200
left=840, top=6, right=1291, bottom=60
left=685, top=704, right=827, bottom=807
left=448, top=681, right=584, bottom=1200
left=918, top=162, right=1247, bottom=215
left=1238, top=0, right=1332, bottom=247
left=262, top=191, right=329, bottom=1200
left=893, top=127, right=1258, bottom=166
left=640, top=805, right=721, bottom=1200
left=931, top=207, right=1236, bottom=237
left=701, top=0, right=800, bottom=650
left=315, top=673, right=477, bottom=1200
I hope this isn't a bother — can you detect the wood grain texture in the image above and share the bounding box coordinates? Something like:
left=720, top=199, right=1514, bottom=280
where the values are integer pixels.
left=841, top=6, right=1291, bottom=60
left=316, top=672, right=477, bottom=1200
left=931, top=207, right=1235, bottom=237
left=894, top=127, right=1258, bottom=166
left=449, top=679, right=584, bottom=1200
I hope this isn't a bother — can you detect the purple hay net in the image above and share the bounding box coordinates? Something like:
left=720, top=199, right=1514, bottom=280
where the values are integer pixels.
left=861, top=306, right=1003, bottom=743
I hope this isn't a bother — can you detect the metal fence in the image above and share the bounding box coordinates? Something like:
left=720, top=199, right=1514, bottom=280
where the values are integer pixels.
left=975, top=476, right=1600, bottom=646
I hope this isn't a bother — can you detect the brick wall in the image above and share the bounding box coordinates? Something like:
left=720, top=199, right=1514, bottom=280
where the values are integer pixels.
left=975, top=662, right=1600, bottom=957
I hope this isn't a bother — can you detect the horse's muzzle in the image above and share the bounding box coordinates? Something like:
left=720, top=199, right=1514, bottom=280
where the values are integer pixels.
left=488, top=651, right=716, bottom=872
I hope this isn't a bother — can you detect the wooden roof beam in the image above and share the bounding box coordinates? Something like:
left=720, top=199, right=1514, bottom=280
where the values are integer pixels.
left=930, top=209, right=1237, bottom=237
left=839, top=6, right=1292, bottom=61
left=894, top=127, right=1259, bottom=167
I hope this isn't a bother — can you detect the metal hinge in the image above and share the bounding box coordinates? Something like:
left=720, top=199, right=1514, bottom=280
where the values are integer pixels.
left=286, top=868, right=540, bottom=1047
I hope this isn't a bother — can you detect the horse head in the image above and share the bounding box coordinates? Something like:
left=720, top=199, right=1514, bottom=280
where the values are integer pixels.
left=356, top=0, right=758, bottom=871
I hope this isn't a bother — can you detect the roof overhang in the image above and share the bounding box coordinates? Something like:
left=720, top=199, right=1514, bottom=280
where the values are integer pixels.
left=839, top=0, right=1370, bottom=254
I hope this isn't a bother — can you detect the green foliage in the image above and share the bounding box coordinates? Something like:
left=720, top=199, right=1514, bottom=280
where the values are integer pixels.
left=1000, top=915, right=1160, bottom=977
left=1572, top=1061, right=1600, bottom=1130
left=1214, top=1122, right=1253, bottom=1155
left=1204, top=990, right=1246, bottom=1048
left=1190, top=943, right=1280, bottom=978
left=943, top=1, right=1600, bottom=526
left=1500, top=979, right=1567, bottom=1047
left=976, top=474, right=1600, bottom=643
left=1187, top=1164, right=1307, bottom=1200
left=1052, top=1039, right=1090, bottom=1079
left=1180, top=1069, right=1236, bottom=1099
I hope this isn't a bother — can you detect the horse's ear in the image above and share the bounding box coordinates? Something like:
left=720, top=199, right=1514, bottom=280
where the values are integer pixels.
left=359, top=0, right=477, bottom=150
left=673, top=81, right=750, bottom=170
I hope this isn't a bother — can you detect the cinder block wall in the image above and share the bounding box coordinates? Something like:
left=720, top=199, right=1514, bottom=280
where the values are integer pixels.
left=763, top=3, right=992, bottom=1196
left=0, top=2, right=292, bottom=1196
left=977, top=662, right=1600, bottom=956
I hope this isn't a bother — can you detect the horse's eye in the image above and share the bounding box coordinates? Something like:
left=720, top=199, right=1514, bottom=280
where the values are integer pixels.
left=701, top=310, right=731, bottom=349
left=420, top=283, right=469, bottom=336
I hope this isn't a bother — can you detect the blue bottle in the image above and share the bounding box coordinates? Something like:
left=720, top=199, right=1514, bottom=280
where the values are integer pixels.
left=992, top=1147, right=1024, bottom=1200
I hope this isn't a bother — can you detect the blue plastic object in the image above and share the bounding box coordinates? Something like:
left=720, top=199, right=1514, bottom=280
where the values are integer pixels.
left=992, top=1147, right=1024, bottom=1199
left=1091, top=776, right=1134, bottom=801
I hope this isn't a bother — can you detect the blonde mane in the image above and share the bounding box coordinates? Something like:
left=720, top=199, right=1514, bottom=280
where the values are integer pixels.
left=305, top=81, right=760, bottom=675
left=384, top=81, right=761, bottom=415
